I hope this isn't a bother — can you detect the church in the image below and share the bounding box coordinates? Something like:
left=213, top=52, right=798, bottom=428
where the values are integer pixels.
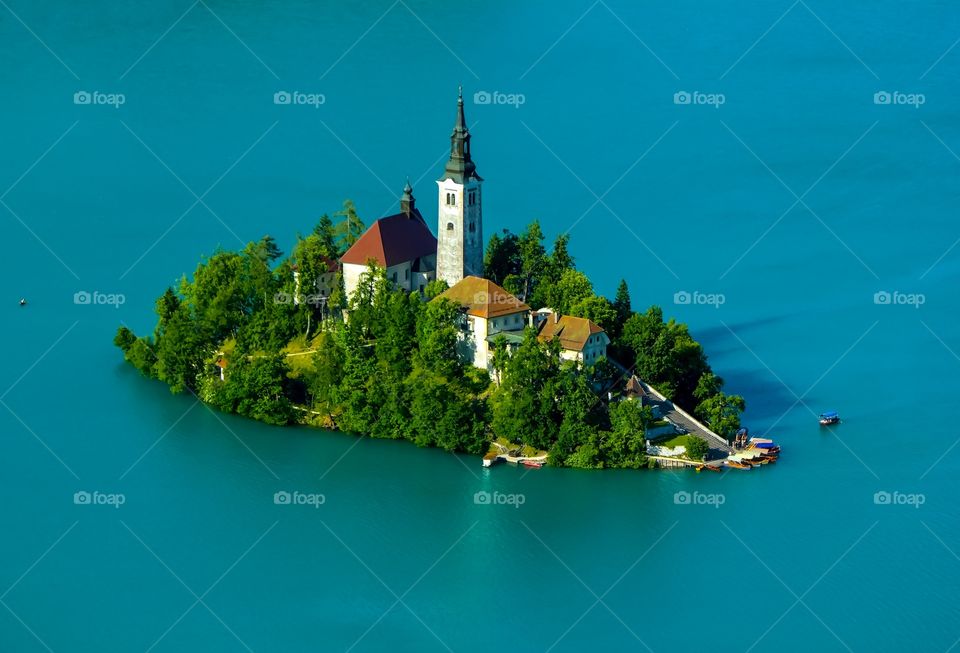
left=337, top=88, right=609, bottom=374
left=340, top=87, right=484, bottom=296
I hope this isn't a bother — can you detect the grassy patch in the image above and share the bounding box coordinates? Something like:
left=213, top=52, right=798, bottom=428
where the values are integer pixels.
left=658, top=434, right=696, bottom=451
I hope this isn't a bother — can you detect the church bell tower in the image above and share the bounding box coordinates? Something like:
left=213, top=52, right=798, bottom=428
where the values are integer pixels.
left=436, top=87, right=483, bottom=286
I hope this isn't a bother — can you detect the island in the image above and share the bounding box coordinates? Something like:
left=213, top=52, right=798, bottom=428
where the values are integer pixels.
left=115, top=89, right=748, bottom=470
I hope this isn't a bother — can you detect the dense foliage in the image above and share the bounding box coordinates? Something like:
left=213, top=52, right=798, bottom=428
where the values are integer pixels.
left=115, top=209, right=743, bottom=469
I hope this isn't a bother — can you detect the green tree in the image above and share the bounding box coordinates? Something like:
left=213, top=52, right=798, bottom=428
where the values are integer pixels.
left=491, top=329, right=562, bottom=451
left=685, top=436, right=710, bottom=461
left=309, top=329, right=346, bottom=418
left=620, top=307, right=709, bottom=408
left=549, top=233, right=574, bottom=277
left=604, top=400, right=652, bottom=468
left=546, top=269, right=594, bottom=315
left=154, top=304, right=204, bottom=393
left=695, top=391, right=745, bottom=440
left=423, top=279, right=448, bottom=299
left=569, top=295, right=617, bottom=333
left=333, top=199, right=365, bottom=250
left=515, top=221, right=548, bottom=304
left=114, top=326, right=136, bottom=352
left=483, top=230, right=521, bottom=286
left=220, top=354, right=295, bottom=425
left=313, top=214, right=339, bottom=258
left=611, top=279, right=632, bottom=339
left=249, top=234, right=283, bottom=264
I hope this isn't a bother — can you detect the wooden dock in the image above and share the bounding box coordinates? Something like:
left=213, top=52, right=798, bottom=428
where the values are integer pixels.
left=647, top=455, right=723, bottom=471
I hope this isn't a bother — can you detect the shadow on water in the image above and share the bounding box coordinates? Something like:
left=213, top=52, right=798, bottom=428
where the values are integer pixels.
left=691, top=313, right=790, bottom=357
left=685, top=313, right=825, bottom=431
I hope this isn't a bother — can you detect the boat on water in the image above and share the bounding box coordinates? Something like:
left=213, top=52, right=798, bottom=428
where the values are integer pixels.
left=521, top=460, right=543, bottom=468
left=696, top=464, right=722, bottom=473
left=726, top=460, right=752, bottom=470
left=819, top=411, right=840, bottom=426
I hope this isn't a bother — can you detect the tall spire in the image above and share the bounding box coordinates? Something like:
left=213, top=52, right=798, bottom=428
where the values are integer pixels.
left=441, top=86, right=479, bottom=183
left=400, top=177, right=416, bottom=217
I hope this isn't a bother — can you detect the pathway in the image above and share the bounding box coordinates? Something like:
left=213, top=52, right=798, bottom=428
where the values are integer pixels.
left=608, top=359, right=732, bottom=461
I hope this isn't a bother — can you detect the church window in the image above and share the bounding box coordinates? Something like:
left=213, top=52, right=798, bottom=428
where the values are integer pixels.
left=468, top=190, right=476, bottom=206
left=446, top=222, right=454, bottom=231
left=469, top=222, right=475, bottom=233
left=446, top=192, right=456, bottom=206
left=405, top=269, right=410, bottom=281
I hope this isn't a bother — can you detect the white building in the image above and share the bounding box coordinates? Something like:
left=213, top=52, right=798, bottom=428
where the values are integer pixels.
left=291, top=256, right=338, bottom=305
left=340, top=182, right=437, bottom=298
left=435, top=276, right=530, bottom=373
left=340, top=89, right=484, bottom=300
left=537, top=314, right=610, bottom=366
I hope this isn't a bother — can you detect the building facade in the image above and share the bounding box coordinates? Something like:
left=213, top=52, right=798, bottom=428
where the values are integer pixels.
left=340, top=182, right=438, bottom=298
left=436, top=87, right=483, bottom=287
left=435, top=276, right=529, bottom=373
left=538, top=314, right=610, bottom=366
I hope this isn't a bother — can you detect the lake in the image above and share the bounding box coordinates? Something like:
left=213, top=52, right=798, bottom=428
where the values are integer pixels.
left=1, top=1, right=958, bottom=650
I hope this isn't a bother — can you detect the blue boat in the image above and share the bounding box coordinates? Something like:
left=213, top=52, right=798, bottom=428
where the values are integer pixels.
left=819, top=411, right=840, bottom=426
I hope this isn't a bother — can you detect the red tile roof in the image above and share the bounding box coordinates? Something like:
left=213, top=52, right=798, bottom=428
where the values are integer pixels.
left=340, top=210, right=437, bottom=267
left=538, top=315, right=606, bottom=352
left=437, top=276, right=530, bottom=319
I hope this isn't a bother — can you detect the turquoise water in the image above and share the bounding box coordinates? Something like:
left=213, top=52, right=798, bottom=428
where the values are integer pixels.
left=2, top=1, right=959, bottom=650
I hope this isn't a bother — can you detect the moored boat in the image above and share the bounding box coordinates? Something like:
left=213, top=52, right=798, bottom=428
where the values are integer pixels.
left=726, top=460, right=752, bottom=470
left=521, top=459, right=543, bottom=468
left=819, top=411, right=840, bottom=426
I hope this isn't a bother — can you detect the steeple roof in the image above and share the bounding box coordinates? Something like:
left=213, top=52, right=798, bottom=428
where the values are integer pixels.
left=440, top=86, right=481, bottom=184
left=340, top=182, right=436, bottom=267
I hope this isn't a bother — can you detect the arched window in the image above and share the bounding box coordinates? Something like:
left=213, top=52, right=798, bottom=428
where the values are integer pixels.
left=468, top=222, right=475, bottom=233
left=446, top=222, right=454, bottom=231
